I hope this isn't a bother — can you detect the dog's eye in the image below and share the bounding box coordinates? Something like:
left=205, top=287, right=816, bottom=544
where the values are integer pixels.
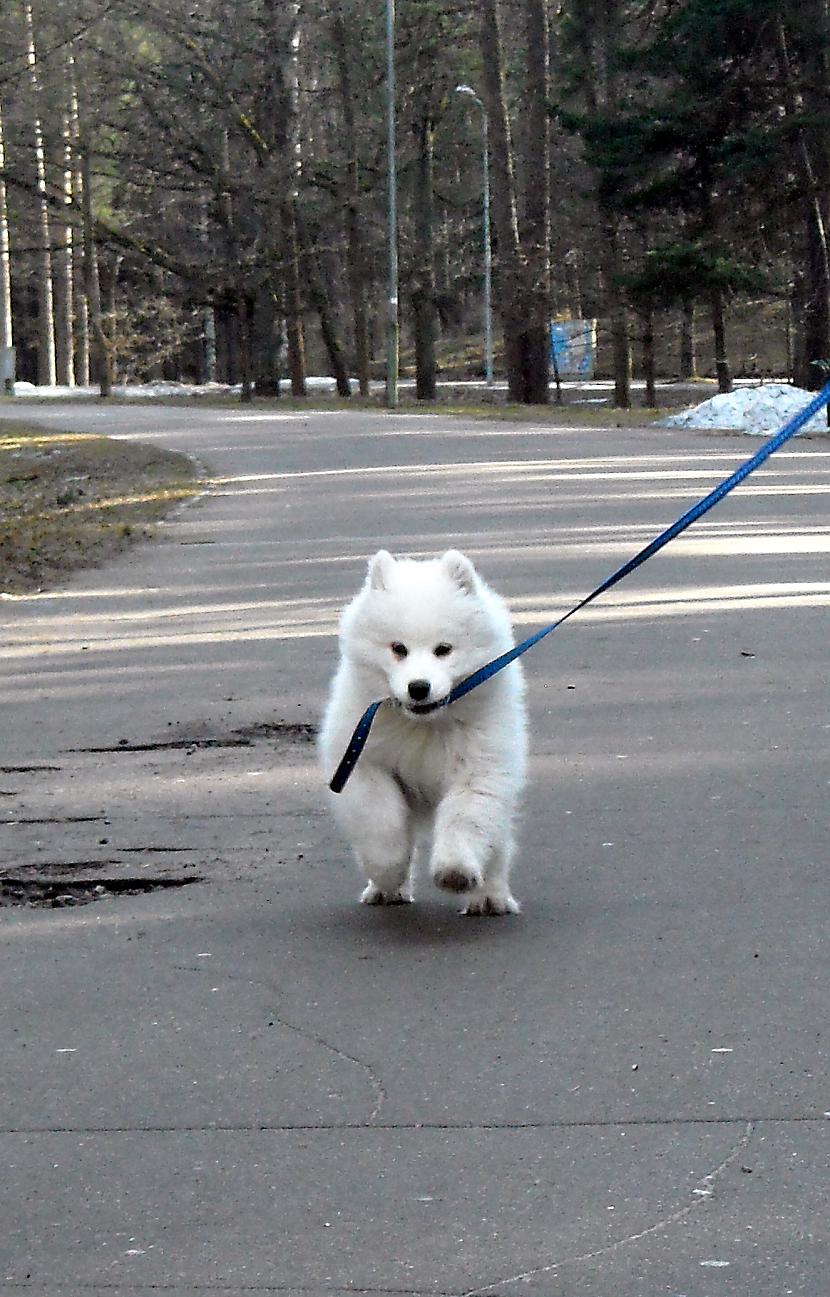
left=390, top=642, right=408, bottom=659
left=434, top=643, right=453, bottom=658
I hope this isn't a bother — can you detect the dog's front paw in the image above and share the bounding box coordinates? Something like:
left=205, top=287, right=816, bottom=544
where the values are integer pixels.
left=432, top=863, right=483, bottom=895
left=361, top=882, right=413, bottom=906
left=462, top=889, right=520, bottom=917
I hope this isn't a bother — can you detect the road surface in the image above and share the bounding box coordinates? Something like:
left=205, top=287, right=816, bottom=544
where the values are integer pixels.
left=1, top=399, right=828, bottom=1294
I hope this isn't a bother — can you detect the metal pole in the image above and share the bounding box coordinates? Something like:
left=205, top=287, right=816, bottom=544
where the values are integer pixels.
left=481, top=111, right=493, bottom=387
left=385, top=0, right=399, bottom=409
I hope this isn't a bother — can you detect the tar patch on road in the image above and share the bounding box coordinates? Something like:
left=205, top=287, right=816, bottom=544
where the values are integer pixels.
left=1, top=875, right=202, bottom=909
left=1, top=718, right=318, bottom=909
left=63, top=719, right=317, bottom=755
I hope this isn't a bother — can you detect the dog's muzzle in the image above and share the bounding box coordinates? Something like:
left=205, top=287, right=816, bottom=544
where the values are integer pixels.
left=402, top=696, right=449, bottom=717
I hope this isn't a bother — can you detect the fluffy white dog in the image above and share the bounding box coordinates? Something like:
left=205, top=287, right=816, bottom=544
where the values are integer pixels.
left=319, top=550, right=527, bottom=915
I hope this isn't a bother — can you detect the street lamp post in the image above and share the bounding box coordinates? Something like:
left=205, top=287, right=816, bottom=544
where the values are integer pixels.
left=455, top=84, right=493, bottom=387
left=385, top=0, right=399, bottom=408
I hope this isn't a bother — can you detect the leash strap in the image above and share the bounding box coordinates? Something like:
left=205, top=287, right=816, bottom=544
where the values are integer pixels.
left=330, top=383, right=830, bottom=793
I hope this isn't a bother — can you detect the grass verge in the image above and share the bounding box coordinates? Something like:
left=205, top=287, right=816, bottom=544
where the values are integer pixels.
left=0, top=421, right=201, bottom=595
left=59, top=390, right=670, bottom=425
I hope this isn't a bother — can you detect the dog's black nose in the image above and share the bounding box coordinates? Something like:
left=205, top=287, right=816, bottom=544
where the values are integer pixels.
left=407, top=679, right=431, bottom=702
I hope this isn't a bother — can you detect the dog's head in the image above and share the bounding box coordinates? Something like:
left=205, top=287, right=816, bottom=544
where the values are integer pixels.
left=341, top=549, right=511, bottom=717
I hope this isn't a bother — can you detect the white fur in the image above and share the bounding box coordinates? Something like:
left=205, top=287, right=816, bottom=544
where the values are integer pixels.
left=319, top=550, right=527, bottom=915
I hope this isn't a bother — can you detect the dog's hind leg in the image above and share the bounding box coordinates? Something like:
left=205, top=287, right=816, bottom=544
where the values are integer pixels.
left=332, top=767, right=415, bottom=904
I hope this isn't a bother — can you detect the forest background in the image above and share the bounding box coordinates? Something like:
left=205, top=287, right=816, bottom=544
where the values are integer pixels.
left=1, top=0, right=829, bottom=408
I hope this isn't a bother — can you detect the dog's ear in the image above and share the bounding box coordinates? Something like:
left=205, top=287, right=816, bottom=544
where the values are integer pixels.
left=368, top=549, right=396, bottom=591
left=441, top=549, right=477, bottom=595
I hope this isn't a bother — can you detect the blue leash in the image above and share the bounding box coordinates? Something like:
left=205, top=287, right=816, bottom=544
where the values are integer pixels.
left=329, top=384, right=830, bottom=793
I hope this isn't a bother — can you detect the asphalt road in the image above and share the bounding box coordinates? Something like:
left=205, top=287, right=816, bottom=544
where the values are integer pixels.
left=1, top=399, right=828, bottom=1296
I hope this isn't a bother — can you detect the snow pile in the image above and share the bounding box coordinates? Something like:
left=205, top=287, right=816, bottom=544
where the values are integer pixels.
left=9, top=376, right=352, bottom=400
left=661, top=383, right=828, bottom=436
left=10, top=380, right=240, bottom=400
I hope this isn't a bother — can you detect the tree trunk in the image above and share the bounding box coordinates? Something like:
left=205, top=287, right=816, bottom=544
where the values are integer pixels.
left=799, top=190, right=830, bottom=389
left=479, top=0, right=526, bottom=401
left=642, top=306, right=656, bottom=407
left=215, top=129, right=252, bottom=400
left=679, top=298, right=697, bottom=379
left=24, top=3, right=56, bottom=387
left=281, top=204, right=307, bottom=396
left=0, top=102, right=14, bottom=389
left=197, top=196, right=217, bottom=384
left=203, top=306, right=218, bottom=384
left=313, top=293, right=351, bottom=397
left=74, top=284, right=90, bottom=385
left=519, top=0, right=550, bottom=404
left=238, top=295, right=253, bottom=402
left=572, top=0, right=632, bottom=407
left=332, top=1, right=370, bottom=396
left=66, top=56, right=89, bottom=385
left=479, top=0, right=551, bottom=402
left=412, top=98, right=437, bottom=401
left=603, top=218, right=631, bottom=407
left=566, top=250, right=583, bottom=318
left=101, top=254, right=120, bottom=378
left=215, top=301, right=237, bottom=383
left=792, top=114, right=830, bottom=387
left=776, top=8, right=830, bottom=389
left=251, top=288, right=280, bottom=396
left=283, top=2, right=307, bottom=397
left=788, top=268, right=809, bottom=378
left=710, top=284, right=732, bottom=393
left=298, top=218, right=351, bottom=397
left=54, top=90, right=76, bottom=386
left=80, top=144, right=113, bottom=397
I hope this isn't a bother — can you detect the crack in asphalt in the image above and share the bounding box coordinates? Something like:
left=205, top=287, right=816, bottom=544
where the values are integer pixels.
left=458, top=1120, right=756, bottom=1296
left=0, top=757, right=60, bottom=767
left=1, top=816, right=104, bottom=825
left=0, top=1111, right=761, bottom=1291
left=62, top=723, right=316, bottom=756
left=0, top=1115, right=820, bottom=1134
left=199, top=964, right=388, bottom=1125
left=0, top=1286, right=444, bottom=1295
left=0, top=1124, right=763, bottom=1294
left=264, top=1010, right=387, bottom=1123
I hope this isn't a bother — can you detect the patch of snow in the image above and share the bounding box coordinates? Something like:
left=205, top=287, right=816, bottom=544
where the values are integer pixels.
left=8, top=377, right=352, bottom=399
left=9, top=381, right=86, bottom=399
left=661, top=383, right=829, bottom=436
left=118, top=381, right=241, bottom=399
left=9, top=380, right=242, bottom=400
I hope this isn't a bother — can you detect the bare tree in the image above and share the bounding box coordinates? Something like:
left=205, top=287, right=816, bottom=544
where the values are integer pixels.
left=679, top=299, right=696, bottom=379
left=276, top=0, right=307, bottom=396
left=519, top=0, right=551, bottom=404
left=54, top=54, right=76, bottom=386
left=410, top=73, right=438, bottom=400
left=67, top=54, right=89, bottom=385
left=0, top=100, right=14, bottom=389
left=80, top=140, right=112, bottom=396
left=566, top=0, right=633, bottom=407
left=23, top=1, right=56, bottom=386
left=331, top=0, right=370, bottom=396
left=479, top=0, right=550, bottom=402
left=776, top=5, right=830, bottom=389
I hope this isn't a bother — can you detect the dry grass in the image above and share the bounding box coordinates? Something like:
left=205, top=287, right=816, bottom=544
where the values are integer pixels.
left=0, top=422, right=200, bottom=594
left=433, top=400, right=667, bottom=426
left=107, top=389, right=672, bottom=424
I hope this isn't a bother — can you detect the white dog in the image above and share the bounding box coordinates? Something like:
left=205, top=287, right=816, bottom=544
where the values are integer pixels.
left=319, top=550, right=527, bottom=915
